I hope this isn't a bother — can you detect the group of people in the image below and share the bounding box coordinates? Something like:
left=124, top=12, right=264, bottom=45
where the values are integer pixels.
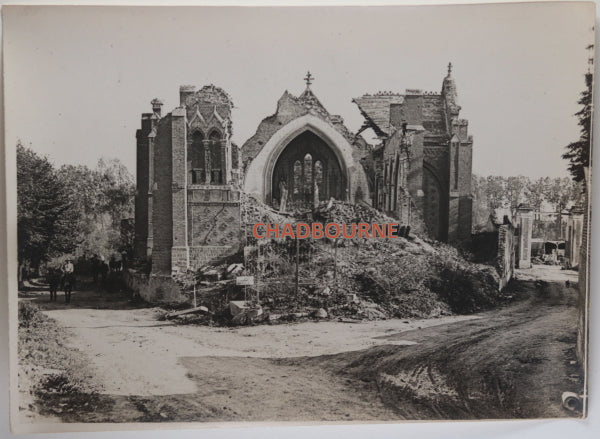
left=45, top=252, right=127, bottom=303
left=90, top=254, right=126, bottom=283
left=46, top=258, right=76, bottom=303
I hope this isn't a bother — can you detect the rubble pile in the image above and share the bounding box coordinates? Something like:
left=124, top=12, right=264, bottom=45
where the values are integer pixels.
left=167, top=198, right=505, bottom=325
left=313, top=199, right=396, bottom=225
left=241, top=194, right=294, bottom=232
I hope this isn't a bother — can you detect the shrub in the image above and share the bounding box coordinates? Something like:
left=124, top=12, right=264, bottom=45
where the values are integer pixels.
left=18, top=301, right=47, bottom=328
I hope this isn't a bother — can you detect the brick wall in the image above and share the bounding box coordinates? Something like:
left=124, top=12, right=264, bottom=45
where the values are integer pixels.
left=448, top=196, right=459, bottom=241
left=134, top=115, right=153, bottom=260
left=169, top=108, right=189, bottom=273
left=407, top=132, right=424, bottom=213
left=124, top=269, right=188, bottom=304
left=151, top=116, right=174, bottom=273
left=189, top=246, right=237, bottom=269
left=188, top=201, right=241, bottom=247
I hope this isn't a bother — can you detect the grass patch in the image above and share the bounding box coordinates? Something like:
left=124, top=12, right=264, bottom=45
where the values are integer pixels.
left=18, top=301, right=105, bottom=419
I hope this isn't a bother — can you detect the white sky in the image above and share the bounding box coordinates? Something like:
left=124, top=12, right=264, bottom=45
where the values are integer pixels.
left=3, top=3, right=595, bottom=179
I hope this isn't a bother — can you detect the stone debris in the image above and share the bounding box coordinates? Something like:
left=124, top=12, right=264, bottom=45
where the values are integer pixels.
left=163, top=197, right=501, bottom=326
left=314, top=308, right=328, bottom=319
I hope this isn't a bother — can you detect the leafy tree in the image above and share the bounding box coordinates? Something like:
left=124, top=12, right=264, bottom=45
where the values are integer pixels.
left=56, top=158, right=135, bottom=260
left=505, top=176, right=528, bottom=209
left=525, top=177, right=548, bottom=212
left=544, top=177, right=577, bottom=212
left=485, top=176, right=506, bottom=210
left=17, top=143, right=78, bottom=271
left=472, top=174, right=581, bottom=235
left=563, top=46, right=593, bottom=182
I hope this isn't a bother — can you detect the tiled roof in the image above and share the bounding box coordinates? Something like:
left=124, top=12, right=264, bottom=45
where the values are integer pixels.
left=352, top=94, right=404, bottom=136
left=353, top=92, right=448, bottom=137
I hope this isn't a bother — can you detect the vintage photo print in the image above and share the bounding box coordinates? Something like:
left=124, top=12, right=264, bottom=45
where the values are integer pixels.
left=3, top=1, right=595, bottom=433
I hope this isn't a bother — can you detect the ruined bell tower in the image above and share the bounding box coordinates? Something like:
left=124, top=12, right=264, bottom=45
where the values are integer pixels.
left=134, top=85, right=241, bottom=274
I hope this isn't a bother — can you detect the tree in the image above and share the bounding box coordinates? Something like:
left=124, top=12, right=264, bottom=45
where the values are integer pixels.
left=525, top=177, right=548, bottom=213
left=563, top=46, right=593, bottom=182
left=485, top=176, right=506, bottom=210
left=17, top=143, right=78, bottom=271
left=544, top=177, right=577, bottom=212
left=505, top=176, right=528, bottom=209
left=55, top=158, right=135, bottom=260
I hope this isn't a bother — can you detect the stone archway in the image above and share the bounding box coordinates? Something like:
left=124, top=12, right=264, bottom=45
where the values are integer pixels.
left=271, top=131, right=346, bottom=210
left=244, top=114, right=370, bottom=206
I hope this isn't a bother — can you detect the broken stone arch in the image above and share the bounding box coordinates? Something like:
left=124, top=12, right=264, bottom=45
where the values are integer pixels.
left=243, top=114, right=370, bottom=206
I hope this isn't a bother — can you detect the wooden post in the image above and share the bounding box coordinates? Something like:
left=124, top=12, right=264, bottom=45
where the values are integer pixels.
left=295, top=236, right=300, bottom=297
left=193, top=284, right=197, bottom=308
left=334, top=238, right=338, bottom=293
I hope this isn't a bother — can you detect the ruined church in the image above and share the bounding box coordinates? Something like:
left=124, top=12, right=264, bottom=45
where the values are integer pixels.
left=134, top=65, right=474, bottom=274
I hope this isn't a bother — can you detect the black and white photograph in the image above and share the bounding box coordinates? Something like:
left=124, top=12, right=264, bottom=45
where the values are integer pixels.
left=2, top=1, right=596, bottom=433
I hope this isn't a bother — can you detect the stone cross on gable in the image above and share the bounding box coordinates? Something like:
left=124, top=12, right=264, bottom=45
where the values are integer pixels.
left=304, top=71, right=314, bottom=87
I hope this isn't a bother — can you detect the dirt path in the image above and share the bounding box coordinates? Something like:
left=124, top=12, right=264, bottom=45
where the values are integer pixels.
left=39, top=306, right=477, bottom=397
left=19, top=265, right=583, bottom=421
left=299, top=265, right=584, bottom=419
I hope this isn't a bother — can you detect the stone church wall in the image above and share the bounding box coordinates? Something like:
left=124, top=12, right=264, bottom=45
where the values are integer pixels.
left=151, top=115, right=174, bottom=273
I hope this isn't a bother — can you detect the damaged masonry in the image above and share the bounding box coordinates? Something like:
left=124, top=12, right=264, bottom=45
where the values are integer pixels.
left=126, top=68, right=522, bottom=323
left=12, top=4, right=591, bottom=426
left=251, top=222, right=410, bottom=239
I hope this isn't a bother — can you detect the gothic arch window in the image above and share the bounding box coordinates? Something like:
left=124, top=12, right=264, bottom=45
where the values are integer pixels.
left=271, top=130, right=346, bottom=211
left=189, top=130, right=205, bottom=184
left=208, top=130, right=222, bottom=141
left=293, top=160, right=302, bottom=195
left=303, top=153, right=313, bottom=192
left=314, top=160, right=323, bottom=185
left=208, top=130, right=223, bottom=184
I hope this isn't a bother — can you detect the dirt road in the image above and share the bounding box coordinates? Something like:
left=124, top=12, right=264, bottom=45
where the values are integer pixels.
left=20, top=265, right=583, bottom=422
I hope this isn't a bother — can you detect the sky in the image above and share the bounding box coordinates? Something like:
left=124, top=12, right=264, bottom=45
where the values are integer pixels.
left=3, top=3, right=595, bottom=179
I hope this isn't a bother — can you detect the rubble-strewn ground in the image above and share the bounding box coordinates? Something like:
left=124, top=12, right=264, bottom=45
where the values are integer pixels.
left=184, top=197, right=506, bottom=322
left=18, top=265, right=584, bottom=422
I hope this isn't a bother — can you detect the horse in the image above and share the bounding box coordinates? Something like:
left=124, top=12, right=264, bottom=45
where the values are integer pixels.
left=46, top=268, right=62, bottom=302
left=62, top=273, right=75, bottom=304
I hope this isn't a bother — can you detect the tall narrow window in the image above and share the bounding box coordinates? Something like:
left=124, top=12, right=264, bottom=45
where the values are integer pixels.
left=293, top=160, right=302, bottom=194
left=303, top=153, right=313, bottom=192
left=314, top=160, right=323, bottom=185
left=209, top=130, right=222, bottom=184
left=190, top=131, right=205, bottom=184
